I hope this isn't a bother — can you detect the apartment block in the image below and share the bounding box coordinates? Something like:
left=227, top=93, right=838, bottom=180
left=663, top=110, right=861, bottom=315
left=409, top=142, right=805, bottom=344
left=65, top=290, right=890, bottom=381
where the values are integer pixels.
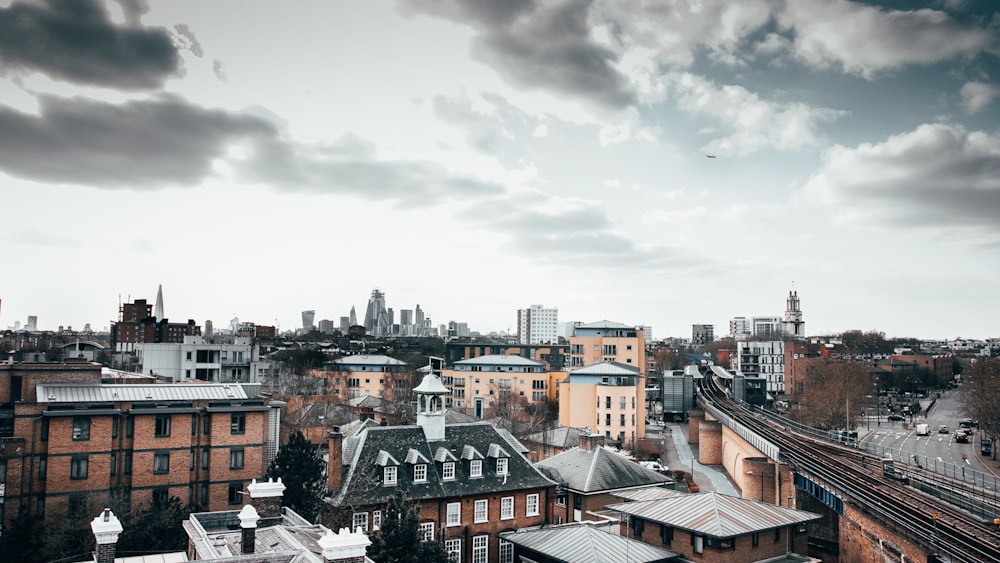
left=441, top=355, right=564, bottom=418
left=321, top=354, right=413, bottom=401
left=568, top=320, right=646, bottom=370
left=558, top=361, right=647, bottom=446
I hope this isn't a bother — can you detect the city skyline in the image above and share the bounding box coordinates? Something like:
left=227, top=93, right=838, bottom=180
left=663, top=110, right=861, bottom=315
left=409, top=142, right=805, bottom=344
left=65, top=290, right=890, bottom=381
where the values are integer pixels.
left=2, top=1, right=999, bottom=340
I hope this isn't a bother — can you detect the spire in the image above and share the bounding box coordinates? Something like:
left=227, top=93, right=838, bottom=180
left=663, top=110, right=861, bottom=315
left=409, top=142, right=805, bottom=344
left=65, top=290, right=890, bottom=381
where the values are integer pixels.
left=153, top=284, right=164, bottom=320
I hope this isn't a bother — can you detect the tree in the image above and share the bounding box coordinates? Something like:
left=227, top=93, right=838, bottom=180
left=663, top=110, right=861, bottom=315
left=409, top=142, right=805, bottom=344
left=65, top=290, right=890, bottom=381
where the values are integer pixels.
left=116, top=497, right=191, bottom=556
left=266, top=430, right=326, bottom=521
left=794, top=360, right=871, bottom=430
left=368, top=489, right=448, bottom=563
left=962, top=357, right=1000, bottom=460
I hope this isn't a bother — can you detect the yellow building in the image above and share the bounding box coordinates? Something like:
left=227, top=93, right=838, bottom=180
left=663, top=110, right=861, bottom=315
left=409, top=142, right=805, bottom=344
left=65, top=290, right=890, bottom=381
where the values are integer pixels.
left=568, top=320, right=646, bottom=369
left=322, top=354, right=412, bottom=401
left=558, top=361, right=646, bottom=448
left=442, top=355, right=565, bottom=419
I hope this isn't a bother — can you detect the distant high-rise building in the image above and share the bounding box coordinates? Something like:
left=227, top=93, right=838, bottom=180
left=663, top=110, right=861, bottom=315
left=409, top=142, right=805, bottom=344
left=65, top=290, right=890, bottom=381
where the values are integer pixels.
left=692, top=324, right=714, bottom=347
left=340, top=316, right=350, bottom=332
left=782, top=289, right=805, bottom=338
left=517, top=304, right=558, bottom=345
left=349, top=306, right=357, bottom=327
left=730, top=317, right=752, bottom=340
left=26, top=315, right=38, bottom=331
left=415, top=304, right=424, bottom=327
left=400, top=309, right=413, bottom=327
left=364, top=289, right=390, bottom=336
left=154, top=284, right=164, bottom=320
left=302, top=310, right=316, bottom=331
left=752, top=316, right=782, bottom=338
left=229, top=316, right=240, bottom=333
left=318, top=319, right=335, bottom=334
left=204, top=319, right=213, bottom=337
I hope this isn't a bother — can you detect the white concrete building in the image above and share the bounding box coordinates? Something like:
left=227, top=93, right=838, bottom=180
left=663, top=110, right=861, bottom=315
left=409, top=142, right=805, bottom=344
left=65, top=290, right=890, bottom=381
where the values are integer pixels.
left=138, top=335, right=263, bottom=383
left=517, top=304, right=559, bottom=345
left=737, top=340, right=785, bottom=394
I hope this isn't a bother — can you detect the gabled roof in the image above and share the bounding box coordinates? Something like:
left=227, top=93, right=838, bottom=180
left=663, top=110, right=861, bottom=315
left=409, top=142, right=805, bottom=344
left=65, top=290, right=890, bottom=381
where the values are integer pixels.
left=332, top=354, right=407, bottom=366
left=36, top=382, right=258, bottom=403
left=348, top=395, right=387, bottom=408
left=605, top=493, right=822, bottom=538
left=454, top=355, right=546, bottom=367
left=332, top=423, right=557, bottom=507
left=571, top=361, right=641, bottom=376
left=522, top=426, right=585, bottom=448
left=536, top=446, right=672, bottom=493
left=500, top=523, right=680, bottom=563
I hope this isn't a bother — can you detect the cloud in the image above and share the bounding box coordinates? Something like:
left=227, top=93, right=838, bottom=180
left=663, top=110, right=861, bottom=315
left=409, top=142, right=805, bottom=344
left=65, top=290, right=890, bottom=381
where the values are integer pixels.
left=12, top=228, right=81, bottom=248
left=463, top=194, right=711, bottom=270
left=0, top=94, right=506, bottom=206
left=0, top=0, right=182, bottom=90
left=800, top=123, right=1000, bottom=231
left=668, top=72, right=846, bottom=156
left=402, top=0, right=635, bottom=109
left=959, top=81, right=999, bottom=114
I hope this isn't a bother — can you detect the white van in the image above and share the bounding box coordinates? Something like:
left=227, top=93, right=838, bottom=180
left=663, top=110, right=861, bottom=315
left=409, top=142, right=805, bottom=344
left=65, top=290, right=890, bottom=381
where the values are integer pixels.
left=916, top=423, right=929, bottom=436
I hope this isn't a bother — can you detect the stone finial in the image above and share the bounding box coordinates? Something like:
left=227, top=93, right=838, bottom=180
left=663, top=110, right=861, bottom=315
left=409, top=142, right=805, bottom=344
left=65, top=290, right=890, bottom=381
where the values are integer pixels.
left=317, top=527, right=372, bottom=562
left=90, top=508, right=123, bottom=545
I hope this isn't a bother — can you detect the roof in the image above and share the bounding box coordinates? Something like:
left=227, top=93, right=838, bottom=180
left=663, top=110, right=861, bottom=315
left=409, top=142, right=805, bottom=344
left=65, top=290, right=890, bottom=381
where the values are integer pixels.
left=454, top=355, right=546, bottom=367
left=522, top=426, right=585, bottom=448
left=536, top=446, right=673, bottom=493
left=348, top=395, right=387, bottom=408
left=605, top=493, right=822, bottom=538
left=575, top=320, right=636, bottom=330
left=183, top=506, right=341, bottom=562
left=500, top=523, right=680, bottom=563
left=611, top=487, right=687, bottom=502
left=36, top=382, right=259, bottom=403
left=331, top=354, right=407, bottom=366
left=571, top=362, right=641, bottom=376
left=332, top=422, right=557, bottom=507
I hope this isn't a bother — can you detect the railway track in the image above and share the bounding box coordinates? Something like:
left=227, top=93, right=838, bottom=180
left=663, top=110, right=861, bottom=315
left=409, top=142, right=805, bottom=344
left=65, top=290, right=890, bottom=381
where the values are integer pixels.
left=698, top=375, right=1000, bottom=562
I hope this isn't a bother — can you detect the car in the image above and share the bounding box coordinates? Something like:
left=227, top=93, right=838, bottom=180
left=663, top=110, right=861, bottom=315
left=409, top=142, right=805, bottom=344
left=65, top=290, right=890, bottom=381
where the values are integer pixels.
left=938, top=425, right=949, bottom=434
left=960, top=418, right=978, bottom=428
left=955, top=430, right=969, bottom=443
left=887, top=414, right=904, bottom=421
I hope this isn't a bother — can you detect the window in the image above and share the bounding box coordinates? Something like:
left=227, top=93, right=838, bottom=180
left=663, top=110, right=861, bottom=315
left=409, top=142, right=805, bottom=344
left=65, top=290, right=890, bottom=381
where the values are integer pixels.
left=200, top=482, right=209, bottom=506
left=384, top=465, right=397, bottom=485
left=36, top=498, right=44, bottom=518
left=621, top=414, right=626, bottom=426
left=72, top=417, right=90, bottom=441
left=774, top=528, right=781, bottom=543
left=40, top=418, right=49, bottom=441
left=353, top=512, right=369, bottom=532
left=152, top=488, right=169, bottom=510
left=472, top=535, right=488, bottom=563
left=71, top=455, right=89, bottom=480
left=499, top=539, right=513, bottom=563
left=112, top=418, right=119, bottom=438
left=708, top=537, right=734, bottom=549
left=470, top=459, right=482, bottom=478
left=38, top=457, right=47, bottom=480
left=474, top=499, right=488, bottom=523
left=445, top=539, right=461, bottom=562
left=155, top=414, right=171, bottom=437
left=373, top=510, right=382, bottom=530
left=203, top=414, right=211, bottom=435
left=230, top=413, right=245, bottom=434
left=634, top=517, right=644, bottom=537
left=531, top=380, right=545, bottom=389
left=419, top=521, right=434, bottom=542
left=110, top=451, right=117, bottom=475
left=526, top=493, right=539, bottom=516
left=532, top=391, right=545, bottom=401
left=660, top=524, right=673, bottom=545
left=442, top=461, right=455, bottom=480
left=501, top=496, right=514, bottom=520
left=555, top=492, right=566, bottom=507
left=752, top=532, right=759, bottom=546
left=230, top=447, right=244, bottom=470
left=446, top=502, right=461, bottom=526
left=605, top=396, right=611, bottom=409
left=124, top=451, right=132, bottom=474
left=620, top=396, right=626, bottom=410
left=153, top=452, right=170, bottom=474
left=413, top=463, right=427, bottom=482
left=228, top=482, right=243, bottom=505
left=496, top=457, right=508, bottom=476
left=605, top=413, right=611, bottom=426
left=126, top=416, right=134, bottom=437
left=693, top=534, right=705, bottom=554
left=202, top=447, right=210, bottom=470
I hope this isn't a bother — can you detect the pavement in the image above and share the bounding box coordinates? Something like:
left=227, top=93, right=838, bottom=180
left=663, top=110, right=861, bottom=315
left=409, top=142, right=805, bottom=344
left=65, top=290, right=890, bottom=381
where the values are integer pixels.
left=655, top=423, right=739, bottom=496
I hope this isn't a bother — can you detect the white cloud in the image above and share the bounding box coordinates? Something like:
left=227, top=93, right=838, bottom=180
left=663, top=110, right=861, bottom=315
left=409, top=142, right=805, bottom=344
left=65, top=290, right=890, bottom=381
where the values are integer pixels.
left=959, top=81, right=1000, bottom=115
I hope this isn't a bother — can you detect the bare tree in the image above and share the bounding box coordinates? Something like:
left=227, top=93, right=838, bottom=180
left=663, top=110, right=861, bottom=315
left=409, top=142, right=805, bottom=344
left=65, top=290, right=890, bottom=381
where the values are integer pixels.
left=962, top=357, right=1000, bottom=460
left=794, top=360, right=871, bottom=430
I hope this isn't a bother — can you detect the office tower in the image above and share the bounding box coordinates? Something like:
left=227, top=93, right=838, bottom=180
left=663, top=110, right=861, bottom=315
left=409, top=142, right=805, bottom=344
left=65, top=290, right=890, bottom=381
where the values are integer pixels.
left=340, top=317, right=350, bottom=332
left=363, top=289, right=390, bottom=336
left=204, top=319, right=213, bottom=337
left=517, top=304, right=558, bottom=345
left=318, top=319, right=335, bottom=334
left=26, top=316, right=38, bottom=331
left=349, top=306, right=357, bottom=327
left=783, top=290, right=805, bottom=338
left=415, top=304, right=424, bottom=327
left=154, top=284, right=164, bottom=320
left=302, top=310, right=316, bottom=331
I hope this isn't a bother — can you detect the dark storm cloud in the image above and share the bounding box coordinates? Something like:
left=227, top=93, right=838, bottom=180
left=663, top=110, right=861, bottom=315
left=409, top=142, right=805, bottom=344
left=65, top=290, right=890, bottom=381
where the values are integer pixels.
left=402, top=0, right=635, bottom=109
left=0, top=0, right=180, bottom=90
left=802, top=123, right=1000, bottom=231
left=0, top=95, right=505, bottom=206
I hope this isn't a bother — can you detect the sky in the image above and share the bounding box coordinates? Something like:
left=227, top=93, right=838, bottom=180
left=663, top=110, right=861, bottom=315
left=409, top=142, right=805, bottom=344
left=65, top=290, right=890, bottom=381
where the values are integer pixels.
left=1, top=0, right=999, bottom=341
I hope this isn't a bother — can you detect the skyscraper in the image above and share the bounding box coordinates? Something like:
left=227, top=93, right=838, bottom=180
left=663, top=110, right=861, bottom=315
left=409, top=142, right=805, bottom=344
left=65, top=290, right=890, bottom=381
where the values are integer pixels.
left=349, top=306, right=357, bottom=327
left=154, top=284, right=164, bottom=320
left=363, top=289, right=390, bottom=336
left=516, top=304, right=558, bottom=345
left=302, top=310, right=316, bottom=331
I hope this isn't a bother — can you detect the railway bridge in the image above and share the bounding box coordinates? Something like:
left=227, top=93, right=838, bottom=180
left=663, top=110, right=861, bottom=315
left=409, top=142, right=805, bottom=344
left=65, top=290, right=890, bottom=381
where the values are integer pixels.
left=690, top=374, right=1000, bottom=563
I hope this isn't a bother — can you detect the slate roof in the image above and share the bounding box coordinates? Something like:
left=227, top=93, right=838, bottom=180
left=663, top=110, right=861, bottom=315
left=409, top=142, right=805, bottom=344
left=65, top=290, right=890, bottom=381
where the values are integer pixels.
left=535, top=446, right=673, bottom=494
left=348, top=395, right=387, bottom=409
left=522, top=426, right=585, bottom=448
left=332, top=422, right=557, bottom=506
left=500, top=523, right=680, bottom=563
left=605, top=493, right=822, bottom=538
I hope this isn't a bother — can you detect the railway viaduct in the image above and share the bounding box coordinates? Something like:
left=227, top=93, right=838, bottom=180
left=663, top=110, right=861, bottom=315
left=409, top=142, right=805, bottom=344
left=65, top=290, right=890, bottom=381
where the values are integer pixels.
left=688, top=407, right=936, bottom=563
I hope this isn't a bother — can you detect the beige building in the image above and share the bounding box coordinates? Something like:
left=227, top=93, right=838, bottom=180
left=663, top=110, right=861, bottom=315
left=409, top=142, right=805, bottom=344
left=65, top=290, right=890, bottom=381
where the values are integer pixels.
left=442, top=355, right=565, bottom=419
left=321, top=354, right=412, bottom=401
left=558, top=361, right=646, bottom=447
left=568, top=320, right=646, bottom=369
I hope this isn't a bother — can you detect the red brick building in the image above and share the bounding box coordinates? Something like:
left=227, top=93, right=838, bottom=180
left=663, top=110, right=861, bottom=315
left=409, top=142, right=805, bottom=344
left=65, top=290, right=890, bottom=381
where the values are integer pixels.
left=0, top=360, right=281, bottom=534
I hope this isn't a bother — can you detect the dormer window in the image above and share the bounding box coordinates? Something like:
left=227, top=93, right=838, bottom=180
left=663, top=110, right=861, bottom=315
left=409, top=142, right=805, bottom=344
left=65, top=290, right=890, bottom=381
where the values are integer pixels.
left=470, top=459, right=482, bottom=478
left=496, top=457, right=508, bottom=476
left=384, top=465, right=397, bottom=485
left=413, top=463, right=427, bottom=483
left=376, top=450, right=400, bottom=486
left=442, top=462, right=455, bottom=480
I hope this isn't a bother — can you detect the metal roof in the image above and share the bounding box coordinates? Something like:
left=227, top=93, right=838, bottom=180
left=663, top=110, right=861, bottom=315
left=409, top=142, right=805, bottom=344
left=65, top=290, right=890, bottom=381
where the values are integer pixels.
left=332, top=354, right=407, bottom=366
left=36, top=382, right=254, bottom=403
left=575, top=320, right=636, bottom=330
left=611, top=487, right=687, bottom=502
left=536, top=446, right=672, bottom=493
left=500, top=523, right=680, bottom=563
left=571, top=361, right=641, bottom=376
left=454, top=355, right=545, bottom=366
left=605, top=493, right=822, bottom=538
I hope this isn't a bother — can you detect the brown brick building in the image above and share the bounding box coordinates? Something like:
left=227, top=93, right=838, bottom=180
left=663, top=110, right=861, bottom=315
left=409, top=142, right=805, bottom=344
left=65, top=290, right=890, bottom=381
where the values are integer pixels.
left=0, top=361, right=282, bottom=534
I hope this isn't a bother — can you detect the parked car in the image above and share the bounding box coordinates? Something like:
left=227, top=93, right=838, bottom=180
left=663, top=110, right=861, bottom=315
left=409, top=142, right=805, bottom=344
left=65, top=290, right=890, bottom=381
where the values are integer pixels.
left=887, top=414, right=904, bottom=422
left=955, top=430, right=969, bottom=443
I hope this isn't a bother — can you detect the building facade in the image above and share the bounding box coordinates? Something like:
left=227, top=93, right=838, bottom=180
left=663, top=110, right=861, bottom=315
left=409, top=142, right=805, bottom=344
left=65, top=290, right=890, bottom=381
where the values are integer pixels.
left=441, top=355, right=563, bottom=418
left=568, top=320, right=646, bottom=370
left=558, top=361, right=646, bottom=446
left=138, top=335, right=261, bottom=383
left=737, top=340, right=785, bottom=394
left=516, top=305, right=559, bottom=345
left=321, top=354, right=412, bottom=401
left=691, top=324, right=714, bottom=347
left=782, top=290, right=805, bottom=338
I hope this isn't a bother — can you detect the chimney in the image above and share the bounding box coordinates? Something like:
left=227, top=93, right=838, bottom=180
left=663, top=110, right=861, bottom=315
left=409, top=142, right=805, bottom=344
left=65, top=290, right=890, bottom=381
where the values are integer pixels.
left=239, top=504, right=260, bottom=554
left=328, top=426, right=344, bottom=493
left=90, top=508, right=123, bottom=563
left=317, top=527, right=371, bottom=563
left=579, top=433, right=605, bottom=452
left=247, top=477, right=285, bottom=526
